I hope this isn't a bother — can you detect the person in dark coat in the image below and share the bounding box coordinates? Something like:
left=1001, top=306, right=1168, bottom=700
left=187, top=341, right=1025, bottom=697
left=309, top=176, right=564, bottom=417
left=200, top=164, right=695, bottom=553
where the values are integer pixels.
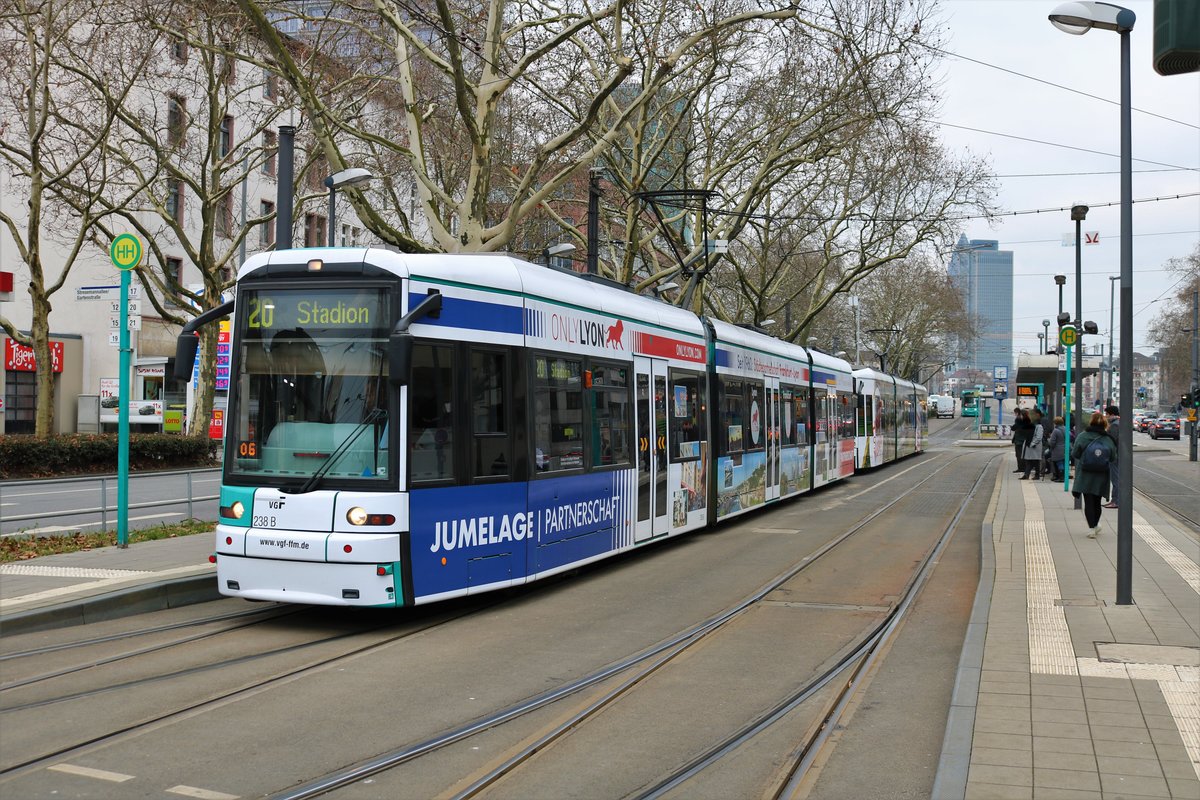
left=1047, top=416, right=1067, bottom=481
left=1103, top=404, right=1121, bottom=509
left=1072, top=411, right=1118, bottom=538
left=1011, top=409, right=1034, bottom=473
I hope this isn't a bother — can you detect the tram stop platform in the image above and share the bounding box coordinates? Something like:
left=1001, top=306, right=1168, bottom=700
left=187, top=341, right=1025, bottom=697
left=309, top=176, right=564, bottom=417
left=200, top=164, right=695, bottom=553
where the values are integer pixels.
left=1, top=463, right=1197, bottom=799
left=0, top=533, right=217, bottom=636
left=934, top=468, right=1200, bottom=800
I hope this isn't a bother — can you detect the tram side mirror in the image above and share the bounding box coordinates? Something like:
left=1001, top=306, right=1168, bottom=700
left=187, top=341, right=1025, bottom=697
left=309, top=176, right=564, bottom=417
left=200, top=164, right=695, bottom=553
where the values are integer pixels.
left=174, top=333, right=200, bottom=381
left=388, top=331, right=413, bottom=386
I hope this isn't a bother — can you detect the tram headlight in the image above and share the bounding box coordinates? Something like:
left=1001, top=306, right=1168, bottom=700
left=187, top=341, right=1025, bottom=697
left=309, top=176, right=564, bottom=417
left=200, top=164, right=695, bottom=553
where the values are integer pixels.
left=220, top=501, right=245, bottom=520
left=346, top=507, right=396, bottom=526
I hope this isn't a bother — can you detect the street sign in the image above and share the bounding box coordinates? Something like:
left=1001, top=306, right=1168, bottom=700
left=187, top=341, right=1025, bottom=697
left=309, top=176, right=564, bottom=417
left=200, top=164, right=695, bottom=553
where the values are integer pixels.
left=109, top=234, right=142, bottom=270
left=78, top=284, right=141, bottom=301
left=107, top=331, right=120, bottom=347
left=110, top=299, right=141, bottom=315
left=1059, top=326, right=1078, bottom=348
left=994, top=366, right=1008, bottom=380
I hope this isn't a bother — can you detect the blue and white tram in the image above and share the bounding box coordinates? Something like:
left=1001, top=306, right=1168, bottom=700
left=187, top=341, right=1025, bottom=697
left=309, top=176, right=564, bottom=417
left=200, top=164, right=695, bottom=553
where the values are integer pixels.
left=704, top=321, right=854, bottom=521
left=853, top=368, right=929, bottom=470
left=178, top=249, right=921, bottom=607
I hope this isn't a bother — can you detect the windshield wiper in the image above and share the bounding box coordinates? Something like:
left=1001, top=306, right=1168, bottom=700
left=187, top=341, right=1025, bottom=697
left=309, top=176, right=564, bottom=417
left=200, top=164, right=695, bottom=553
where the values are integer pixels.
left=285, top=407, right=387, bottom=494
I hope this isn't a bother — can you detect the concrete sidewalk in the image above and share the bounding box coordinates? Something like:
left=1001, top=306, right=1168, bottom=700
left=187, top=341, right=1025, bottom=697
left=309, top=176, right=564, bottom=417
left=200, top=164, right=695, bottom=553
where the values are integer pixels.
left=0, top=533, right=218, bottom=635
left=936, top=467, right=1200, bottom=799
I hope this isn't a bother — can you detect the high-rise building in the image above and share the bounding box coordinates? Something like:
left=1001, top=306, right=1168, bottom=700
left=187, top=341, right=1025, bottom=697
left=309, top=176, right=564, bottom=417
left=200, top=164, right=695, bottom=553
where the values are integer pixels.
left=948, top=235, right=1014, bottom=380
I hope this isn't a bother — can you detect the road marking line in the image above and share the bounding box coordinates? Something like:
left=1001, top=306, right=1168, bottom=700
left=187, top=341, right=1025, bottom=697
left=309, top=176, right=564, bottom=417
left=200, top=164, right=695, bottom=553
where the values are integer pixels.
left=1131, top=509, right=1199, bottom=594
left=49, top=764, right=135, bottom=782
left=167, top=786, right=240, bottom=800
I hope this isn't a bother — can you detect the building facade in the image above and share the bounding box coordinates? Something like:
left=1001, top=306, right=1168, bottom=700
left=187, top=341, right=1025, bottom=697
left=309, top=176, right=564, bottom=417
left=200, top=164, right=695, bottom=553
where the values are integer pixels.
left=948, top=235, right=1014, bottom=382
left=1, top=15, right=418, bottom=436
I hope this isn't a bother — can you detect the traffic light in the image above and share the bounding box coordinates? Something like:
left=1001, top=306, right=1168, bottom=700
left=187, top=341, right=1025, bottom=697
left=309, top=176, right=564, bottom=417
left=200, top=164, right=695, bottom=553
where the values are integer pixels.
left=1183, top=393, right=1191, bottom=409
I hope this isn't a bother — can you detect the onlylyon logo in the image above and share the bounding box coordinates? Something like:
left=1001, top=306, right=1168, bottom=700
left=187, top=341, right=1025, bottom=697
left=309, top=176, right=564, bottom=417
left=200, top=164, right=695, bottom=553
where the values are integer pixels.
left=542, top=311, right=625, bottom=350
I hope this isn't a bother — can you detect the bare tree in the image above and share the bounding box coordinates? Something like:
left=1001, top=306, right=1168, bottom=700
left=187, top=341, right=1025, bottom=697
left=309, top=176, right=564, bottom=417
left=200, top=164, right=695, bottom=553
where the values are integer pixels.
left=0, top=0, right=156, bottom=435
left=232, top=0, right=803, bottom=255
left=1148, top=243, right=1200, bottom=404
left=68, top=0, right=295, bottom=435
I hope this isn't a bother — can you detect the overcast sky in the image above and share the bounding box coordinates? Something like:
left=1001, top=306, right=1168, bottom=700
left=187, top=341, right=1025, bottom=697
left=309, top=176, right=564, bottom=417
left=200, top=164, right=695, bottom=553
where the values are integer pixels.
left=932, top=0, right=1199, bottom=360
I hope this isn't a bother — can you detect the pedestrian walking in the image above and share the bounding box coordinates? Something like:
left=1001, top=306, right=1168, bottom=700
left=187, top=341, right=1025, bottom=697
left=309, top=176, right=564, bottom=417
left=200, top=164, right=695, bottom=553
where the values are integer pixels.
left=1103, top=405, right=1121, bottom=508
left=1072, top=411, right=1118, bottom=538
left=1047, top=416, right=1067, bottom=481
left=1011, top=409, right=1034, bottom=474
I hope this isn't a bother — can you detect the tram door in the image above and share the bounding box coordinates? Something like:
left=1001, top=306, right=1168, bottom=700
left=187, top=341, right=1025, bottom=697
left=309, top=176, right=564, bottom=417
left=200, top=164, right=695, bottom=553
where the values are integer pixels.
left=765, top=377, right=780, bottom=501
left=634, top=357, right=669, bottom=542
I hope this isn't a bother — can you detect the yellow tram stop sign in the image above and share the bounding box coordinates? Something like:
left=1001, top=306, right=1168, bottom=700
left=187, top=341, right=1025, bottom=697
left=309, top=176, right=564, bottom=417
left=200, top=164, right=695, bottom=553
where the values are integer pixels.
left=1059, top=326, right=1078, bottom=348
left=109, top=233, right=143, bottom=270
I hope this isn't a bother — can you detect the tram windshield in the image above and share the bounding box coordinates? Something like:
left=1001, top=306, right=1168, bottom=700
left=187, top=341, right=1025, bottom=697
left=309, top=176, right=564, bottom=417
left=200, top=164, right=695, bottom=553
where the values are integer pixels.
left=226, top=286, right=392, bottom=484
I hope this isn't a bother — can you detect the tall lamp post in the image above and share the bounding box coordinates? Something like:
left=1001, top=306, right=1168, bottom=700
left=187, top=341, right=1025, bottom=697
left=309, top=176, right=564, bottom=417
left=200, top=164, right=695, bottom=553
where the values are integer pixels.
left=1070, top=202, right=1088, bottom=432
left=323, top=168, right=373, bottom=247
left=1038, top=332, right=1045, bottom=355
left=1054, top=275, right=1066, bottom=418
left=1050, top=0, right=1135, bottom=606
left=1108, top=275, right=1118, bottom=404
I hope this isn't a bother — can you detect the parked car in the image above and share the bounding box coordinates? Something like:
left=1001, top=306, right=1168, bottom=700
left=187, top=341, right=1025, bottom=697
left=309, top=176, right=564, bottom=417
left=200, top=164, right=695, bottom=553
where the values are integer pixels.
left=1150, top=417, right=1180, bottom=440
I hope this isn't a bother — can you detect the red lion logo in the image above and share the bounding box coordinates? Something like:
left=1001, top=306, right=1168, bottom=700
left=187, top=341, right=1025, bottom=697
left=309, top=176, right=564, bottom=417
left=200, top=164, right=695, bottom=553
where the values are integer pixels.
left=605, top=319, right=625, bottom=349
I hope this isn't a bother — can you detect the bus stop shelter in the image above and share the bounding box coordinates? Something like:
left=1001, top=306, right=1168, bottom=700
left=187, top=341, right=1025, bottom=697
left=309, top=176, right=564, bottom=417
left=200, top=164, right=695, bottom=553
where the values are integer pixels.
left=1013, top=352, right=1103, bottom=420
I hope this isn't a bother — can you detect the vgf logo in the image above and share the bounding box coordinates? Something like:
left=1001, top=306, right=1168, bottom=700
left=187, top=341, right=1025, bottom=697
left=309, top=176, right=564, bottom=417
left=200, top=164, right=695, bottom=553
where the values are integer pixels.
left=268, top=499, right=286, bottom=510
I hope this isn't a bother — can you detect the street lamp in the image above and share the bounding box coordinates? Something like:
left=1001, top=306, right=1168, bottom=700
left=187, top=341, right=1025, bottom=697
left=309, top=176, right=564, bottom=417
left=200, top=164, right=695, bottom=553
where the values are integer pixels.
left=1108, top=275, right=1118, bottom=404
left=1042, top=319, right=1051, bottom=353
left=866, top=328, right=900, bottom=374
left=543, top=242, right=576, bottom=266
left=1038, top=332, right=1045, bottom=355
left=1070, top=203, right=1088, bottom=436
left=323, top=168, right=373, bottom=247
left=1050, top=0, right=1135, bottom=606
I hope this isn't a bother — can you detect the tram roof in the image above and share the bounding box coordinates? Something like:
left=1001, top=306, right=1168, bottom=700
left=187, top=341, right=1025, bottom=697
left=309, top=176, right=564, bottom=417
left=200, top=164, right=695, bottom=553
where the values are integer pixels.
left=239, top=248, right=705, bottom=338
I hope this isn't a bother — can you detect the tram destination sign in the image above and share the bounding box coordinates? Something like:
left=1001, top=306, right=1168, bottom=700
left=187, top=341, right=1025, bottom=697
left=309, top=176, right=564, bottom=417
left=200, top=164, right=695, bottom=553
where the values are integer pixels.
left=243, top=289, right=387, bottom=331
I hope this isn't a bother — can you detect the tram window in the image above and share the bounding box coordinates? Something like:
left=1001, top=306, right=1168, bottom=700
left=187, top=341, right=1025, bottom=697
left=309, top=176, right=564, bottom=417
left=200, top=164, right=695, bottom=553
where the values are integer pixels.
left=746, top=381, right=765, bottom=452
left=533, top=355, right=583, bottom=473
left=838, top=391, right=855, bottom=438
left=814, top=392, right=829, bottom=443
left=859, top=395, right=874, bottom=437
left=471, top=349, right=509, bottom=479
left=589, top=361, right=631, bottom=468
left=409, top=344, right=455, bottom=483
left=669, top=370, right=704, bottom=462
left=794, top=387, right=810, bottom=446
left=780, top=385, right=796, bottom=446
left=720, top=378, right=744, bottom=455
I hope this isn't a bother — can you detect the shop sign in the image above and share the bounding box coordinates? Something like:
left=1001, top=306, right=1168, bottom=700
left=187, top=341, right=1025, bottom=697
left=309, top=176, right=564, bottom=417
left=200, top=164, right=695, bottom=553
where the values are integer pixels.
left=135, top=365, right=165, bottom=378
left=5, top=338, right=64, bottom=373
left=164, top=409, right=184, bottom=432
left=209, top=409, right=225, bottom=440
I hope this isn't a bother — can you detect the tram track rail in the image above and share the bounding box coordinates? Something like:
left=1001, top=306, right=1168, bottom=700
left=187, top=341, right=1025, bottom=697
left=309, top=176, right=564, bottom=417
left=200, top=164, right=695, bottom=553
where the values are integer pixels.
left=0, top=605, right=298, bottom=691
left=0, top=606, right=484, bottom=779
left=267, top=449, right=987, bottom=800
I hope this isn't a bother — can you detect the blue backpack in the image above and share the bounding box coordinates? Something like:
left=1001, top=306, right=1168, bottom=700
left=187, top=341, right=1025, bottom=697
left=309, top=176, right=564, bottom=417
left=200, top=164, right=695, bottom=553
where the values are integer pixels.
left=1080, top=436, right=1112, bottom=473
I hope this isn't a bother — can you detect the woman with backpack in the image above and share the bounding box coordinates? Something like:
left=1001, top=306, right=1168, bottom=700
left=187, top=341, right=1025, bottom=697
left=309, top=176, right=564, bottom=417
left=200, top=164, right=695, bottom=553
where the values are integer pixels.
left=1071, top=411, right=1118, bottom=538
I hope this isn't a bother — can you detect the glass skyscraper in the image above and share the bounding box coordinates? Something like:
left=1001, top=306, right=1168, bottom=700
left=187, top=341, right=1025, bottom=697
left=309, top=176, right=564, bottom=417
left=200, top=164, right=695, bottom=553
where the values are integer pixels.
left=948, top=235, right=1014, bottom=379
